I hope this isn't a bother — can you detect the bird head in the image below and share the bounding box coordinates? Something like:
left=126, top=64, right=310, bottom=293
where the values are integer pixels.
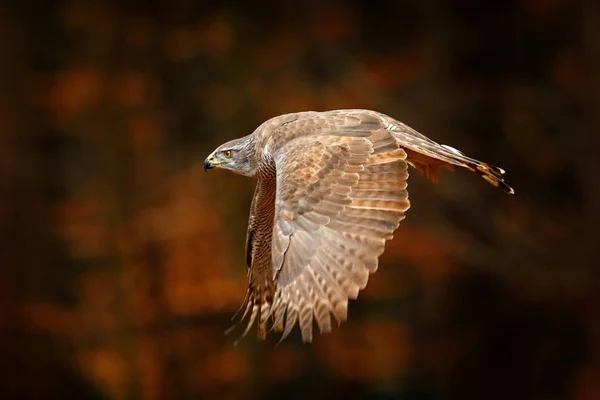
left=204, top=136, right=256, bottom=177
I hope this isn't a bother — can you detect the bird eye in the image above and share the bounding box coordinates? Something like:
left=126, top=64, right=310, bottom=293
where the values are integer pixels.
left=223, top=150, right=232, bottom=158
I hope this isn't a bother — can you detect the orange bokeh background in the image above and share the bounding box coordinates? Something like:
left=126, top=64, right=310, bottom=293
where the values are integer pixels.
left=1, top=1, right=599, bottom=399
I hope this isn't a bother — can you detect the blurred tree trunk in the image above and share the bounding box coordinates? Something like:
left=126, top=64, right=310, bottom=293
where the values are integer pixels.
left=0, top=3, right=104, bottom=399
left=578, top=1, right=600, bottom=398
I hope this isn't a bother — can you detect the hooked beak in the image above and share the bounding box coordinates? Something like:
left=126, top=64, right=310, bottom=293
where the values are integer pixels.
left=204, top=155, right=216, bottom=171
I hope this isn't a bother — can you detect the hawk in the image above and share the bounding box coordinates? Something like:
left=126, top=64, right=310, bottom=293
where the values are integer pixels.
left=204, top=109, right=513, bottom=343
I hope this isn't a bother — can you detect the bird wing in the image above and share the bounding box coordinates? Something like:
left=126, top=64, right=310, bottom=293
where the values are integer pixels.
left=228, top=178, right=277, bottom=343
left=270, top=118, right=410, bottom=342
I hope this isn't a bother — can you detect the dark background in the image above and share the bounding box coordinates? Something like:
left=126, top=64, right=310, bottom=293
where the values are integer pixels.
left=1, top=0, right=599, bottom=399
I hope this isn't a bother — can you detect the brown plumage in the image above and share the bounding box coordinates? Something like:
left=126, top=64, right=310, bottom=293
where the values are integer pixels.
left=204, top=109, right=513, bottom=344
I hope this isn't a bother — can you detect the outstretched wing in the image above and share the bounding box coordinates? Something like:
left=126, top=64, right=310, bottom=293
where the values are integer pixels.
left=270, top=128, right=410, bottom=342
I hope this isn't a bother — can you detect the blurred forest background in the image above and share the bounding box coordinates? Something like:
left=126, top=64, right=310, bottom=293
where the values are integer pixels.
left=1, top=0, right=599, bottom=399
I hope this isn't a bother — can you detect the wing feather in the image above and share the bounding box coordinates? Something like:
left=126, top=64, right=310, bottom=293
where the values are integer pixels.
left=227, top=179, right=278, bottom=343
left=304, top=267, right=332, bottom=333
left=296, top=274, right=314, bottom=342
left=269, top=120, right=410, bottom=342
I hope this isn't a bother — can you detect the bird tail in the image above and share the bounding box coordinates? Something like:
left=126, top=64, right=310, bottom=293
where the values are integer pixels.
left=469, top=160, right=514, bottom=194
left=403, top=144, right=514, bottom=195
left=381, top=115, right=515, bottom=194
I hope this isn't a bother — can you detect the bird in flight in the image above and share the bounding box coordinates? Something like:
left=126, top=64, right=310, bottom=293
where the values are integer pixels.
left=204, top=109, right=513, bottom=344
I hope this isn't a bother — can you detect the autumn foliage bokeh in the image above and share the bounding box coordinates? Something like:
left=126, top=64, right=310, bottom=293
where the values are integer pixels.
left=1, top=1, right=599, bottom=399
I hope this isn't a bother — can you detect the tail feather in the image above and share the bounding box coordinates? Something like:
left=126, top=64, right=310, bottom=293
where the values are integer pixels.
left=470, top=161, right=514, bottom=194
left=402, top=145, right=514, bottom=194
left=381, top=115, right=514, bottom=194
